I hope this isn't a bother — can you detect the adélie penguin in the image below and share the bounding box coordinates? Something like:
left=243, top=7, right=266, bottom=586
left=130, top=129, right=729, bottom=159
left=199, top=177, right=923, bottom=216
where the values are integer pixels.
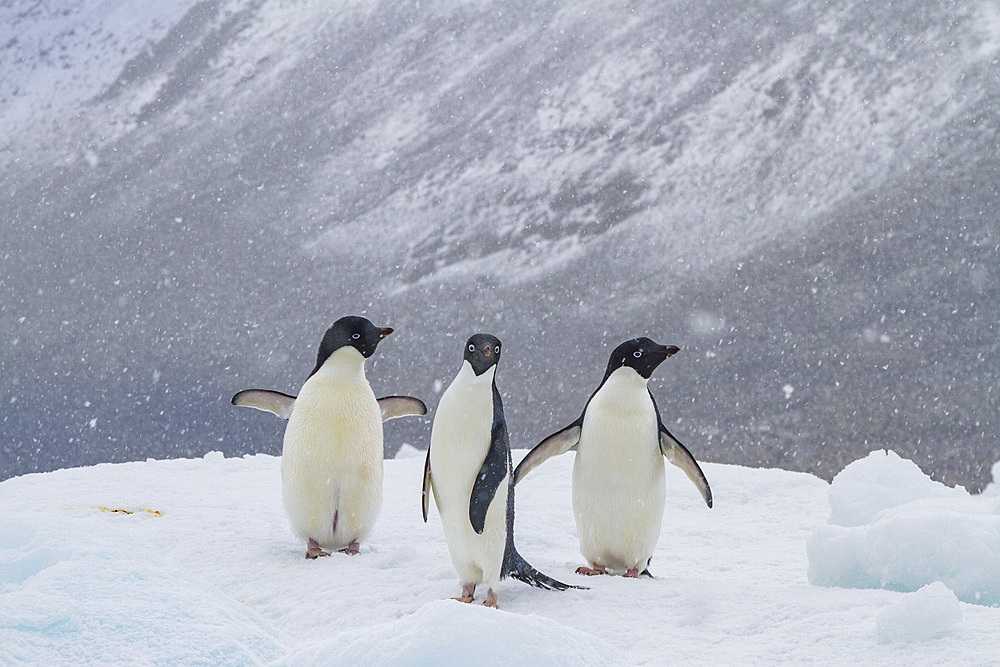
left=232, top=316, right=426, bottom=559
left=513, top=337, right=712, bottom=578
left=422, top=334, right=578, bottom=608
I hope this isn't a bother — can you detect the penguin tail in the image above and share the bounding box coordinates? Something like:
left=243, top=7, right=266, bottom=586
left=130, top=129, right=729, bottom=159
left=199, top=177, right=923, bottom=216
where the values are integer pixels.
left=501, top=467, right=582, bottom=591
left=502, top=546, right=583, bottom=591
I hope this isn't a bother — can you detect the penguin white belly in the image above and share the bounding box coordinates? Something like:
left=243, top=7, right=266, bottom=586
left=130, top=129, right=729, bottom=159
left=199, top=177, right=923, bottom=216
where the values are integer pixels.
left=572, top=369, right=665, bottom=572
left=281, top=350, right=383, bottom=550
left=430, top=368, right=507, bottom=588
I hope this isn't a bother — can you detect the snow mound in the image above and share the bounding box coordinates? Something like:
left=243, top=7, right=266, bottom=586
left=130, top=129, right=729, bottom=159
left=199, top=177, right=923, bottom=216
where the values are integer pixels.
left=826, top=450, right=966, bottom=527
left=875, top=582, right=963, bottom=644
left=808, top=451, right=1000, bottom=606
left=283, top=599, right=627, bottom=666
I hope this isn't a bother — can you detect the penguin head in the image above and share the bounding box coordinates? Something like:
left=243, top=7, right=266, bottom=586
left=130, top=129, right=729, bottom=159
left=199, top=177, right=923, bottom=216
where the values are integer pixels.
left=311, top=316, right=393, bottom=375
left=463, top=333, right=502, bottom=376
left=605, top=337, right=680, bottom=380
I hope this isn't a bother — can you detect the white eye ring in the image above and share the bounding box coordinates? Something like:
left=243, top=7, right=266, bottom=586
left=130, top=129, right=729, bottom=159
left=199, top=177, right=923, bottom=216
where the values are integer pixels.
left=352, top=333, right=361, bottom=340
left=494, top=346, right=500, bottom=354
left=468, top=344, right=476, bottom=352
left=633, top=351, right=642, bottom=358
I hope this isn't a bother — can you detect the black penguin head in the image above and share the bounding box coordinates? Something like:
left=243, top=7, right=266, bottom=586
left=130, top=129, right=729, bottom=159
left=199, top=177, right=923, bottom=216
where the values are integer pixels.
left=310, top=316, right=393, bottom=376
left=604, top=337, right=680, bottom=380
left=463, top=333, right=502, bottom=376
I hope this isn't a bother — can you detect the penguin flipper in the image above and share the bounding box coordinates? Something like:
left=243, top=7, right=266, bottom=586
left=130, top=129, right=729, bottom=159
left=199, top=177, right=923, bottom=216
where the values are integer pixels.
left=378, top=396, right=428, bottom=422
left=469, top=431, right=508, bottom=535
left=231, top=389, right=296, bottom=419
left=421, top=445, right=432, bottom=523
left=512, top=423, right=581, bottom=485
left=659, top=429, right=713, bottom=508
left=469, top=387, right=510, bottom=535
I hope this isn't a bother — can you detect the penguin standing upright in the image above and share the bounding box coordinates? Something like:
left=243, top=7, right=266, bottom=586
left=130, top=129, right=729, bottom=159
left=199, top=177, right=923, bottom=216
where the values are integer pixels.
left=232, top=316, right=426, bottom=558
left=422, top=334, right=575, bottom=608
left=513, top=337, right=712, bottom=577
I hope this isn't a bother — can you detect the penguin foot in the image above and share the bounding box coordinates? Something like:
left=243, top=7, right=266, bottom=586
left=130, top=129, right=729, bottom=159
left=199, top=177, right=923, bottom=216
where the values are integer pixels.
left=624, top=568, right=640, bottom=579
left=451, top=584, right=476, bottom=603
left=339, top=541, right=361, bottom=555
left=305, top=539, right=330, bottom=559
left=575, top=565, right=608, bottom=576
left=482, top=588, right=498, bottom=608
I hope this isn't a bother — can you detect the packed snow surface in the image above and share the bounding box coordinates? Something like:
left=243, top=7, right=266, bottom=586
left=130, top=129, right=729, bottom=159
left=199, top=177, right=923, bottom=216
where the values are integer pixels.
left=1, top=450, right=998, bottom=664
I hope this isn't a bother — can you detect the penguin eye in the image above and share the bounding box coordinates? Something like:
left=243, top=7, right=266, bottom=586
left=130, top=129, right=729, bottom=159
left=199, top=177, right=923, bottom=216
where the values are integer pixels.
left=468, top=344, right=476, bottom=352
left=494, top=346, right=500, bottom=354
left=633, top=351, right=642, bottom=358
left=352, top=333, right=361, bottom=340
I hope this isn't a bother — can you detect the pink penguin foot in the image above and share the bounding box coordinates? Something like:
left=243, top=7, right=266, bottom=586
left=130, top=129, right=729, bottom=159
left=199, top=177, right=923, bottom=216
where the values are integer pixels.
left=576, top=564, right=608, bottom=576
left=451, top=583, right=475, bottom=603
left=482, top=588, right=498, bottom=608
left=624, top=567, right=640, bottom=579
left=305, top=538, right=330, bottom=559
left=339, top=541, right=361, bottom=555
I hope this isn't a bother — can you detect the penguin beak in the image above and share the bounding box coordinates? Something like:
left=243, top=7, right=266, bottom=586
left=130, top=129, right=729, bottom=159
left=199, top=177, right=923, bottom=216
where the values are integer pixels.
left=378, top=327, right=394, bottom=339
left=664, top=345, right=680, bottom=357
left=482, top=346, right=492, bottom=357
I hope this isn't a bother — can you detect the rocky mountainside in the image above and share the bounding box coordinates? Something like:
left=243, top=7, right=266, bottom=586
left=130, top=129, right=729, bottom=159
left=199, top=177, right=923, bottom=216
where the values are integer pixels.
left=2, top=0, right=998, bottom=488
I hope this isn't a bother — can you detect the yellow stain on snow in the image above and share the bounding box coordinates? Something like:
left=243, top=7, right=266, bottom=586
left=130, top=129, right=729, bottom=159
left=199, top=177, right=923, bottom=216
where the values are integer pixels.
left=59, top=505, right=164, bottom=516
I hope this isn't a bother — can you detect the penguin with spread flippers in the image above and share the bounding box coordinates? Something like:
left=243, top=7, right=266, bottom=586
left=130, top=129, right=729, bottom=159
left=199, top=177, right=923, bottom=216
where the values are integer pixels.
left=513, top=337, right=712, bottom=578
left=232, top=316, right=426, bottom=558
left=422, top=334, right=578, bottom=607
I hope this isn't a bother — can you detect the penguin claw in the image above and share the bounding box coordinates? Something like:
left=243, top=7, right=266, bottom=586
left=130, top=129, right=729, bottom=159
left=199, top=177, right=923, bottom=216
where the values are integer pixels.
left=338, top=541, right=361, bottom=555
left=482, top=589, right=498, bottom=608
left=576, top=565, right=608, bottom=576
left=305, top=539, right=330, bottom=559
left=451, top=584, right=475, bottom=603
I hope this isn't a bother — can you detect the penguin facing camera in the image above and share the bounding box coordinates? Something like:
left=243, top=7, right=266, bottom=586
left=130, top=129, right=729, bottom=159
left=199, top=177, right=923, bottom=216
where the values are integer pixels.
left=232, top=315, right=426, bottom=559
left=513, top=337, right=712, bottom=578
left=422, top=333, right=579, bottom=608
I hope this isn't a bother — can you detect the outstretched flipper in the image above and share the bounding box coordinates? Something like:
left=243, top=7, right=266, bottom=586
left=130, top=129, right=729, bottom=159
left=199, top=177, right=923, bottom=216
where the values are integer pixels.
left=512, top=422, right=581, bottom=485
left=658, top=428, right=713, bottom=508
left=232, top=390, right=426, bottom=424
left=378, top=395, right=427, bottom=421
left=231, top=389, right=296, bottom=419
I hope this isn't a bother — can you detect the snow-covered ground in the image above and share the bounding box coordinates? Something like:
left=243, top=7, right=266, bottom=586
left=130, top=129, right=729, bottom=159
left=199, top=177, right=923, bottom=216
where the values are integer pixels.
left=1, top=448, right=997, bottom=664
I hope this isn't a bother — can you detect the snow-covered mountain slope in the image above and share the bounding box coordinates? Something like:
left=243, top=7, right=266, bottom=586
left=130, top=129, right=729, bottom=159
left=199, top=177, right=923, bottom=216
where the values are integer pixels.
left=0, top=451, right=998, bottom=663
left=1, top=0, right=998, bottom=488
left=0, top=1, right=202, bottom=133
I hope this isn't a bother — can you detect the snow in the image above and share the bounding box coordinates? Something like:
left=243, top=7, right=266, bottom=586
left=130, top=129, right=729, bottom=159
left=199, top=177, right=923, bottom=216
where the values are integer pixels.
left=824, top=450, right=971, bottom=528
left=808, top=451, right=1000, bottom=606
left=2, top=450, right=999, bottom=663
left=875, top=582, right=963, bottom=645
left=284, top=600, right=628, bottom=666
